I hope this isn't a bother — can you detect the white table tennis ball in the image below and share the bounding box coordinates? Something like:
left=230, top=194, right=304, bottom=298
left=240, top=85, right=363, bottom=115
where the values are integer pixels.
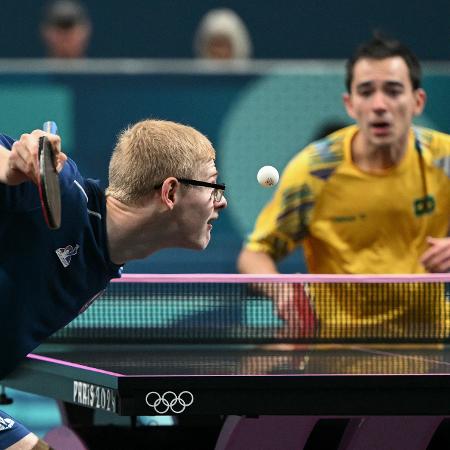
left=257, top=165, right=279, bottom=187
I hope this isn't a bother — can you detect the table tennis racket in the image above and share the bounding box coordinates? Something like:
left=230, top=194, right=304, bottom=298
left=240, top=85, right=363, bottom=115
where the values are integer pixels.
left=293, top=284, right=317, bottom=337
left=37, top=121, right=61, bottom=230
left=276, top=283, right=318, bottom=339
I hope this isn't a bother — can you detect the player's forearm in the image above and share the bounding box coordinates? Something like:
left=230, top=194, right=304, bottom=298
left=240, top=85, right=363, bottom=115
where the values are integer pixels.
left=238, top=249, right=286, bottom=308
left=237, top=248, right=279, bottom=274
left=0, top=146, right=10, bottom=183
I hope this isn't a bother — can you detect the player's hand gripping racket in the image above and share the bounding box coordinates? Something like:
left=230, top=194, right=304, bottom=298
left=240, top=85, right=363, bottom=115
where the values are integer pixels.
left=38, top=121, right=61, bottom=230
left=276, top=283, right=317, bottom=339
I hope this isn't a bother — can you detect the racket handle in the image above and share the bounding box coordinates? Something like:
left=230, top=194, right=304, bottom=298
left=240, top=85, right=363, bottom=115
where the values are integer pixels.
left=43, top=121, right=58, bottom=135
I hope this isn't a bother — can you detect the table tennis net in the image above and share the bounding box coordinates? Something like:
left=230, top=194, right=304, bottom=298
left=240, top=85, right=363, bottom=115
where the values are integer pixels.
left=49, top=275, right=450, bottom=344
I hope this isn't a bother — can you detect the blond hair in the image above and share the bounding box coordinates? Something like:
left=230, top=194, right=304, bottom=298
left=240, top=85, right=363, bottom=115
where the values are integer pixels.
left=106, top=119, right=215, bottom=203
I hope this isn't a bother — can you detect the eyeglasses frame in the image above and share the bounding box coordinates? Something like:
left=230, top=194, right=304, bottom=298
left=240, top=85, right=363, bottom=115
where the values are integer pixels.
left=154, top=178, right=226, bottom=202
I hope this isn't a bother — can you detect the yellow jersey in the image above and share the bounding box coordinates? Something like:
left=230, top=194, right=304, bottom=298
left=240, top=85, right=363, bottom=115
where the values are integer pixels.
left=246, top=125, right=450, bottom=274
left=246, top=125, right=450, bottom=338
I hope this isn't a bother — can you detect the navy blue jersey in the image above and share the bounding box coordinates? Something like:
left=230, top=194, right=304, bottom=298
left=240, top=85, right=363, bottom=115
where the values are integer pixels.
left=0, top=135, right=121, bottom=378
left=0, top=411, right=31, bottom=447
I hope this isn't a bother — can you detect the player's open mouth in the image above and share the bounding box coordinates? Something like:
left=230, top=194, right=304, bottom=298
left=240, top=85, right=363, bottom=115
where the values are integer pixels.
left=371, top=122, right=391, bottom=135
left=207, top=216, right=219, bottom=230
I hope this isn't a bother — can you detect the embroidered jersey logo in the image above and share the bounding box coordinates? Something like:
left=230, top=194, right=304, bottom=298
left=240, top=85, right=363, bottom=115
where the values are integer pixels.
left=414, top=195, right=435, bottom=216
left=0, top=417, right=15, bottom=431
left=56, top=244, right=80, bottom=268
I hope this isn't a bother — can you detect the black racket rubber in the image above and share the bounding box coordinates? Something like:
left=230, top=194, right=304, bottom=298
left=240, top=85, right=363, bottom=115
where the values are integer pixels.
left=38, top=136, right=61, bottom=229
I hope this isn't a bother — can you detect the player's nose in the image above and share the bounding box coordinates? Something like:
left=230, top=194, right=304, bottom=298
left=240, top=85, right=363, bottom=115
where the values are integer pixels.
left=215, top=194, right=227, bottom=209
left=371, top=91, right=388, bottom=111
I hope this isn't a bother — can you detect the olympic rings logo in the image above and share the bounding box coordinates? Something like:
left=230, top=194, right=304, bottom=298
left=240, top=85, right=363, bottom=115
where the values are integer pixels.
left=145, top=391, right=194, bottom=414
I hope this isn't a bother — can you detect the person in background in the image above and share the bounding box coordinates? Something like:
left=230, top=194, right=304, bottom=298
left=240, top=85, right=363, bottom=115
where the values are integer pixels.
left=238, top=33, right=450, bottom=337
left=40, top=0, right=92, bottom=58
left=193, top=8, right=252, bottom=60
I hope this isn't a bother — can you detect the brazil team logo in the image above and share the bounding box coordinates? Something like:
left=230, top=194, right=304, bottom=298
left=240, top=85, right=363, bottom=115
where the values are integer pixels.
left=414, top=195, right=435, bottom=216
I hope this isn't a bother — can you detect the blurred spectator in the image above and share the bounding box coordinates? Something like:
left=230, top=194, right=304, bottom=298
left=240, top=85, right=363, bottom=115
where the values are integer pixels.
left=40, top=0, right=92, bottom=58
left=193, top=8, right=252, bottom=60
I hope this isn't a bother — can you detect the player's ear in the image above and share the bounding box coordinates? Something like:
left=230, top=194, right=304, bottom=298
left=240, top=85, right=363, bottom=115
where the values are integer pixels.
left=160, top=178, right=179, bottom=210
left=342, top=92, right=356, bottom=119
left=413, top=88, right=426, bottom=116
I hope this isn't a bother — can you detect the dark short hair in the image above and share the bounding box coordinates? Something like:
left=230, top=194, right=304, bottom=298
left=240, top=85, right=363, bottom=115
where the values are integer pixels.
left=345, top=33, right=422, bottom=92
left=42, top=0, right=89, bottom=29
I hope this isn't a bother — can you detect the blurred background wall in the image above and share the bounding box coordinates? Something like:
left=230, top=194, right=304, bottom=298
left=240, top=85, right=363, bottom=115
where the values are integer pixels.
left=0, top=0, right=449, bottom=59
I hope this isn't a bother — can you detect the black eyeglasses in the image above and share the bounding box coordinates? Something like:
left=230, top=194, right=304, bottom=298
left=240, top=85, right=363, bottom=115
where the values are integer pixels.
left=154, top=178, right=226, bottom=202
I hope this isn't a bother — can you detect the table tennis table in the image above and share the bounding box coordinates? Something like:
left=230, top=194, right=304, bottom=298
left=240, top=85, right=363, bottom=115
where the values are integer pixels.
left=2, top=274, right=450, bottom=449
left=3, top=342, right=450, bottom=449
left=3, top=342, right=450, bottom=416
